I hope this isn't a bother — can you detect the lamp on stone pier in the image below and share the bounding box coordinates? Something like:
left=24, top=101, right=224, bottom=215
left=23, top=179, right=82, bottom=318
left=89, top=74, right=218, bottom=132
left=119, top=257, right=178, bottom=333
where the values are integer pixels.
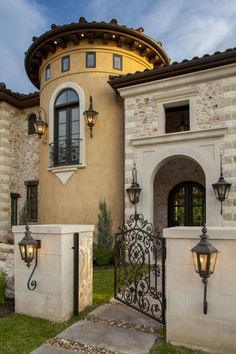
left=18, top=225, right=41, bottom=290
left=34, top=107, right=48, bottom=138
left=191, top=225, right=219, bottom=315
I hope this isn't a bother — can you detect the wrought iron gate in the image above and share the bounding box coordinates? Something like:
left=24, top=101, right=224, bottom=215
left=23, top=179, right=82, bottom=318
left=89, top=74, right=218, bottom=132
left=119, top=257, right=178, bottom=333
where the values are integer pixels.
left=114, top=213, right=165, bottom=324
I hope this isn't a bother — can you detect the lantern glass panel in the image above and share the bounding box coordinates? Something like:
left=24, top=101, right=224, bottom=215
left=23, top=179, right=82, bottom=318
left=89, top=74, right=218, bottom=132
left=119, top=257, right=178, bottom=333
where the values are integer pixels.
left=27, top=244, right=36, bottom=261
left=19, top=245, right=26, bottom=260
left=192, top=251, right=198, bottom=273
left=199, top=253, right=208, bottom=273
left=210, top=252, right=218, bottom=273
left=128, top=189, right=135, bottom=204
left=219, top=185, right=226, bottom=199
left=225, top=186, right=231, bottom=199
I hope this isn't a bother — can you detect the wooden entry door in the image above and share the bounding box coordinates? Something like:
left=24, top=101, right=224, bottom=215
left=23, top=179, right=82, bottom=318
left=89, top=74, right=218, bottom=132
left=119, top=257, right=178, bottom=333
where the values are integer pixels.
left=168, top=181, right=205, bottom=227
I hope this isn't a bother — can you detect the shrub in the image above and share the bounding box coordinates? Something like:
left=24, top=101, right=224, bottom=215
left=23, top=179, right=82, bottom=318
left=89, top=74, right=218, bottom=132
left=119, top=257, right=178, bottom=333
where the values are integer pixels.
left=95, top=199, right=114, bottom=266
left=2, top=232, right=14, bottom=245
left=0, top=269, right=8, bottom=304
left=19, top=202, right=28, bottom=225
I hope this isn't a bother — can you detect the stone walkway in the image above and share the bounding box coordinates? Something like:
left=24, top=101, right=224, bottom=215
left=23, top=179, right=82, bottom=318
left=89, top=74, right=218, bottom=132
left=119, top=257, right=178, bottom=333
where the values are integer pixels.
left=31, top=299, right=162, bottom=354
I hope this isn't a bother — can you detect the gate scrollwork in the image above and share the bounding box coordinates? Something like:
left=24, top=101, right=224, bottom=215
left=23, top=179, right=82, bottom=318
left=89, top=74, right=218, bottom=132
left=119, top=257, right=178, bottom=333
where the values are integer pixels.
left=114, top=214, right=165, bottom=323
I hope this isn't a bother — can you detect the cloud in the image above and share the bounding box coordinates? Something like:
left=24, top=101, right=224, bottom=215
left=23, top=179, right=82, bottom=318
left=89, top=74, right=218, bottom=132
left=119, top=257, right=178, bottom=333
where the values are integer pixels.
left=87, top=0, right=236, bottom=61
left=0, top=0, right=49, bottom=93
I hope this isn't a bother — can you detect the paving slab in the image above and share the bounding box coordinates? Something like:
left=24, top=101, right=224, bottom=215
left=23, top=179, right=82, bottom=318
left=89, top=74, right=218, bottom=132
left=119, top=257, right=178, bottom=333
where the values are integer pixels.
left=57, top=319, right=157, bottom=354
left=89, top=303, right=161, bottom=329
left=31, top=343, right=83, bottom=354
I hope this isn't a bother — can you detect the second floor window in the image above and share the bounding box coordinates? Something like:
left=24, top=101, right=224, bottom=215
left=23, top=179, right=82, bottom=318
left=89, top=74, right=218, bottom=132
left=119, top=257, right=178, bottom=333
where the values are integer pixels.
left=62, top=56, right=70, bottom=72
left=113, top=54, right=122, bottom=70
left=165, top=104, right=190, bottom=134
left=28, top=114, right=37, bottom=135
left=45, top=64, right=51, bottom=81
left=50, top=89, right=80, bottom=167
left=86, top=52, right=96, bottom=68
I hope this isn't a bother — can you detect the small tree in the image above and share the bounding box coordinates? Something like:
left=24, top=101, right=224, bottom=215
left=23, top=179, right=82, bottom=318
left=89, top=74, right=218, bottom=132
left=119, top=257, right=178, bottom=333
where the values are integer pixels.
left=95, top=199, right=114, bottom=266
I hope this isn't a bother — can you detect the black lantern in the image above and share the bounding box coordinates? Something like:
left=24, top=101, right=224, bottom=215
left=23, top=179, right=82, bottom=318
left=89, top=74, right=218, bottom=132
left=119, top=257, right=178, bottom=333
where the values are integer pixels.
left=83, top=96, right=98, bottom=138
left=34, top=107, right=48, bottom=138
left=191, top=225, right=219, bottom=314
left=212, top=155, right=231, bottom=214
left=18, top=225, right=41, bottom=290
left=126, top=163, right=142, bottom=214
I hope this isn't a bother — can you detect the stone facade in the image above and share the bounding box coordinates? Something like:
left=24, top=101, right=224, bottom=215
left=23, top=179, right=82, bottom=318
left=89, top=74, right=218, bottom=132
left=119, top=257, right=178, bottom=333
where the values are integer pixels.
left=123, top=68, right=236, bottom=226
left=0, top=243, right=14, bottom=298
left=0, top=101, right=40, bottom=238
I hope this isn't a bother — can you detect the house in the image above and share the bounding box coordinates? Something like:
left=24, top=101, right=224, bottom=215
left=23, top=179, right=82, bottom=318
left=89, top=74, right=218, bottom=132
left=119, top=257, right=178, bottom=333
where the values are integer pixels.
left=0, top=17, right=236, bottom=239
left=0, top=18, right=169, bottom=238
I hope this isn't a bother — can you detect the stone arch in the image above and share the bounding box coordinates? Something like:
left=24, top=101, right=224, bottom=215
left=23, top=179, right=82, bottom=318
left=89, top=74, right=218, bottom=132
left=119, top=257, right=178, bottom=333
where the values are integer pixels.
left=137, top=145, right=220, bottom=226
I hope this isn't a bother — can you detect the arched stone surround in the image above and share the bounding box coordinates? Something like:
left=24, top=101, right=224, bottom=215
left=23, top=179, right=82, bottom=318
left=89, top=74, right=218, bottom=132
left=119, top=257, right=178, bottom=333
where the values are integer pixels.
left=129, top=128, right=227, bottom=226
left=153, top=157, right=205, bottom=230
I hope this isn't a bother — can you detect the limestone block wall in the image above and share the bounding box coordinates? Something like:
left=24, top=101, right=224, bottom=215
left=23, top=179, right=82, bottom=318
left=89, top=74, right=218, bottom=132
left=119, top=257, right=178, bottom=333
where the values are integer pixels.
left=0, top=243, right=14, bottom=298
left=0, top=102, right=40, bottom=238
left=123, top=72, right=236, bottom=225
left=164, top=226, right=236, bottom=354
left=13, top=224, right=94, bottom=322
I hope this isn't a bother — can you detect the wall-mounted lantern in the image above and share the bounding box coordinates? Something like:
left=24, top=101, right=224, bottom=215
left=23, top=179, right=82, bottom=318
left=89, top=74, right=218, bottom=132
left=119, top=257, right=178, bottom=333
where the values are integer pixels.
left=126, top=163, right=142, bottom=215
left=212, top=155, right=231, bottom=214
left=83, top=96, right=98, bottom=138
left=34, top=107, right=48, bottom=138
left=18, top=225, right=41, bottom=291
left=191, top=225, right=219, bottom=315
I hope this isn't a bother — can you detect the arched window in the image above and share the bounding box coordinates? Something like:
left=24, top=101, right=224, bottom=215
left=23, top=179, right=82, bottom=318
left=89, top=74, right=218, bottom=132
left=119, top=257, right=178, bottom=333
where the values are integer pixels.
left=28, top=114, right=36, bottom=135
left=50, top=89, right=80, bottom=167
left=168, top=181, right=205, bottom=227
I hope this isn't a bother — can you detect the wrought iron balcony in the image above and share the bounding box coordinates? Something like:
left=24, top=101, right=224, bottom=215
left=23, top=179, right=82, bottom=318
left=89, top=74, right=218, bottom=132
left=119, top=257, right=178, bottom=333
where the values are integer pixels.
left=49, top=138, right=81, bottom=168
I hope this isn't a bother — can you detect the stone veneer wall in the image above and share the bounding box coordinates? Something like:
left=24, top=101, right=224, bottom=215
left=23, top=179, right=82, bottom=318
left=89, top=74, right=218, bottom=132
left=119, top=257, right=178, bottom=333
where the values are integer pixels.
left=0, top=243, right=14, bottom=298
left=124, top=75, right=236, bottom=225
left=0, top=102, right=40, bottom=238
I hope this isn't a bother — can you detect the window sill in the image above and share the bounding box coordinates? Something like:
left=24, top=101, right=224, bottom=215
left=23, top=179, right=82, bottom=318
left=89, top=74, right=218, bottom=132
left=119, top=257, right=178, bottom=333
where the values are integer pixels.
left=48, top=164, right=86, bottom=185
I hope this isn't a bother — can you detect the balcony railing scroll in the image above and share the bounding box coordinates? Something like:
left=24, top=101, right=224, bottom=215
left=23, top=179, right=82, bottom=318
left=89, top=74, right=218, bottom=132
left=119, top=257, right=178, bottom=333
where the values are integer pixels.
left=49, top=138, right=81, bottom=168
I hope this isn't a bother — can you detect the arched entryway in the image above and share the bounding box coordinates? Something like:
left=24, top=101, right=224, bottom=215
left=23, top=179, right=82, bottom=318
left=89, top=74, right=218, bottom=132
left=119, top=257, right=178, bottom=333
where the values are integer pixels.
left=153, top=156, right=205, bottom=230
left=168, top=181, right=205, bottom=227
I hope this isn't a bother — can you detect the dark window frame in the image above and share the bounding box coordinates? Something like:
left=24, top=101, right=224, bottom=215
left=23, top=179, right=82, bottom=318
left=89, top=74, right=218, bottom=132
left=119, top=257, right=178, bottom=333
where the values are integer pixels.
left=168, top=181, right=205, bottom=227
left=113, top=54, right=122, bottom=70
left=61, top=55, right=70, bottom=72
left=45, top=64, right=51, bottom=81
left=51, top=89, right=80, bottom=167
left=28, top=114, right=37, bottom=135
left=10, top=193, right=20, bottom=226
left=24, top=181, right=39, bottom=222
left=86, top=52, right=96, bottom=68
left=165, top=104, right=190, bottom=134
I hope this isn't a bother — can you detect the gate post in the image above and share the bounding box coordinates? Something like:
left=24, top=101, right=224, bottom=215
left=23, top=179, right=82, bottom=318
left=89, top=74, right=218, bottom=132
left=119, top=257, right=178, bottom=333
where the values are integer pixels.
left=13, top=224, right=94, bottom=322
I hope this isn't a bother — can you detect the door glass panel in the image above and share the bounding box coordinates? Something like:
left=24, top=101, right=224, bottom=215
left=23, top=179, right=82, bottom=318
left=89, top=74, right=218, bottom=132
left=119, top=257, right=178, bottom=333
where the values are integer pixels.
left=169, top=182, right=205, bottom=227
left=67, top=90, right=79, bottom=103
left=58, top=110, right=66, bottom=124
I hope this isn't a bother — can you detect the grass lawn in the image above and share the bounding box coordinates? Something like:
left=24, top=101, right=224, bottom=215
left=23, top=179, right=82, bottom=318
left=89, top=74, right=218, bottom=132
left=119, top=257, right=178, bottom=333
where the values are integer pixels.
left=0, top=266, right=209, bottom=354
left=0, top=266, right=114, bottom=354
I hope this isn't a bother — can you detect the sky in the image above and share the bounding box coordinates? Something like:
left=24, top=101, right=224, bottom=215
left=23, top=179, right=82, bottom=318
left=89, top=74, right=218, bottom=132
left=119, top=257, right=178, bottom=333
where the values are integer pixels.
left=0, top=0, right=236, bottom=93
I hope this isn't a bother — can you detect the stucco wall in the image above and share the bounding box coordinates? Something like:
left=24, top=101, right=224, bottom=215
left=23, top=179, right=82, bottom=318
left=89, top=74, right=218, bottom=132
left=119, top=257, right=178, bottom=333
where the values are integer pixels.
left=0, top=102, right=40, bottom=237
left=37, top=39, right=155, bottom=232
left=164, top=226, right=236, bottom=354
